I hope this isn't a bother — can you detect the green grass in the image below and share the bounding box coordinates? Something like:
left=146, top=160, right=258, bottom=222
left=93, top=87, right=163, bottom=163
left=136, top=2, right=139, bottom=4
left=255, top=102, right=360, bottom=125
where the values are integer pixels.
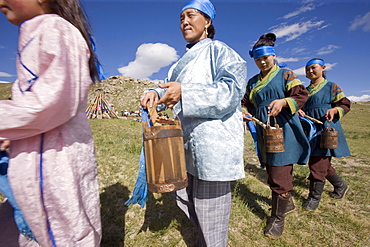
left=91, top=115, right=369, bottom=247
left=0, top=83, right=12, bottom=100
left=1, top=82, right=369, bottom=246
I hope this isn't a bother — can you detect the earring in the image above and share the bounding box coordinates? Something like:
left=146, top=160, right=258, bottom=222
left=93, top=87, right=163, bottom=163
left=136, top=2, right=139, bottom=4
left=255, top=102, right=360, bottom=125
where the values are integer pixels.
left=205, top=26, right=208, bottom=36
left=38, top=0, right=42, bottom=4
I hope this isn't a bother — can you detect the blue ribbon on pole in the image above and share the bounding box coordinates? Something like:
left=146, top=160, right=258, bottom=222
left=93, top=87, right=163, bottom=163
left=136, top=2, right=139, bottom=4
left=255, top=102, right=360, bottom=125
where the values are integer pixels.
left=299, top=116, right=317, bottom=141
left=125, top=108, right=151, bottom=208
left=246, top=121, right=264, bottom=168
left=89, top=35, right=107, bottom=81
left=0, top=151, right=36, bottom=241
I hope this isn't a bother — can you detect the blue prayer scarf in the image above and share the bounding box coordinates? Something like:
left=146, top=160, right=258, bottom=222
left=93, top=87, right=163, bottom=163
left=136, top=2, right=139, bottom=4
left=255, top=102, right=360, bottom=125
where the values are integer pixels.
left=125, top=108, right=151, bottom=207
left=299, top=116, right=318, bottom=141
left=246, top=121, right=264, bottom=168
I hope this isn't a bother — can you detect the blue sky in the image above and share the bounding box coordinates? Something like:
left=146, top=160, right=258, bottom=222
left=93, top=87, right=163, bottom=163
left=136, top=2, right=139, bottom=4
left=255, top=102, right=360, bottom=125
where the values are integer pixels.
left=1, top=0, right=370, bottom=101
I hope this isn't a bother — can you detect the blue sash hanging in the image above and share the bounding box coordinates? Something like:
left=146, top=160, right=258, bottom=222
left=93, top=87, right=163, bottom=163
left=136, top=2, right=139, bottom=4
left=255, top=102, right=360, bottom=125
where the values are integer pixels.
left=299, top=116, right=317, bottom=141
left=0, top=151, right=36, bottom=241
left=124, top=108, right=151, bottom=208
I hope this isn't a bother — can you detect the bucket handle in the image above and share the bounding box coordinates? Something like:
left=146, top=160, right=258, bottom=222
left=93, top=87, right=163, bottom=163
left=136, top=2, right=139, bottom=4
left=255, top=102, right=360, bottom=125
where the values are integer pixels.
left=145, top=102, right=181, bottom=126
left=266, top=115, right=279, bottom=128
left=145, top=102, right=161, bottom=126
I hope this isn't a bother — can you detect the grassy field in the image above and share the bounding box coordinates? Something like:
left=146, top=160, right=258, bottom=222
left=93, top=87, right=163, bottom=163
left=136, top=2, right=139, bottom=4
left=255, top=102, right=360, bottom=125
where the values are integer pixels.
left=91, top=104, right=370, bottom=247
left=0, top=82, right=369, bottom=246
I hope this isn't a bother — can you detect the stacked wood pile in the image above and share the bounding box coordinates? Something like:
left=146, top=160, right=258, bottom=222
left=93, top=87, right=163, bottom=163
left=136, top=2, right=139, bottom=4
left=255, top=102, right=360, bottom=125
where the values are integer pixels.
left=86, top=93, right=119, bottom=119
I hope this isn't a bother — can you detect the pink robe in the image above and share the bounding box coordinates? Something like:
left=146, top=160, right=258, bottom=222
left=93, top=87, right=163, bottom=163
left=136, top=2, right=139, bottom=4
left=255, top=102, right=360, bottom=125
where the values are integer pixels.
left=0, top=14, right=101, bottom=246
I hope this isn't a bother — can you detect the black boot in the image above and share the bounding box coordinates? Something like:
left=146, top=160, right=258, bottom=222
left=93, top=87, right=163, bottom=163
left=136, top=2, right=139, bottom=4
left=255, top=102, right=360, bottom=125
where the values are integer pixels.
left=302, top=180, right=325, bottom=210
left=264, top=193, right=290, bottom=239
left=326, top=173, right=349, bottom=199
left=285, top=193, right=296, bottom=214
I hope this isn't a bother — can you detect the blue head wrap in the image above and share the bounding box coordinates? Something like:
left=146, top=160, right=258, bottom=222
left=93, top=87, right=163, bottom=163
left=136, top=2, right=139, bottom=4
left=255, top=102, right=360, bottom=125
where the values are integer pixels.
left=306, top=59, right=325, bottom=67
left=249, top=46, right=275, bottom=58
left=182, top=0, right=216, bottom=21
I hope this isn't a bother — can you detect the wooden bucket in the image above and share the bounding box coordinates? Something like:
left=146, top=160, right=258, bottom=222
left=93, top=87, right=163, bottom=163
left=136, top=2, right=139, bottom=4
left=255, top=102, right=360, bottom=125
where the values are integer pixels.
left=320, top=127, right=338, bottom=149
left=142, top=107, right=187, bottom=193
left=263, top=116, right=284, bottom=153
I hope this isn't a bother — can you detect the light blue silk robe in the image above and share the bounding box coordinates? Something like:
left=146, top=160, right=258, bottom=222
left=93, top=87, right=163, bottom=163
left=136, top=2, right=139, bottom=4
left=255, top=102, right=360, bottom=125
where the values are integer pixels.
left=151, top=38, right=247, bottom=181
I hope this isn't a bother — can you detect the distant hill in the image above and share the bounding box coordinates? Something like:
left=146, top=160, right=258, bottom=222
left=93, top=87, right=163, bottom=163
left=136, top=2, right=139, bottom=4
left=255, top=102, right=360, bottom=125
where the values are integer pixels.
left=88, top=76, right=157, bottom=112
left=0, top=77, right=158, bottom=111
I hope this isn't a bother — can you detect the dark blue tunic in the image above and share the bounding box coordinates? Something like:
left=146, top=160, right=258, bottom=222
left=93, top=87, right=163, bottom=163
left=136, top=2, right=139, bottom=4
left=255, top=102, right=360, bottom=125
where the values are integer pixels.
left=242, top=65, right=310, bottom=166
left=303, top=80, right=351, bottom=157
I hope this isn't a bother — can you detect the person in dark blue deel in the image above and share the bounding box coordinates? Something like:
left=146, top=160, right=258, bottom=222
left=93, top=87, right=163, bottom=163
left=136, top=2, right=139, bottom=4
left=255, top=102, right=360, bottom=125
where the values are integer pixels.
left=241, top=33, right=310, bottom=239
left=298, top=58, right=350, bottom=211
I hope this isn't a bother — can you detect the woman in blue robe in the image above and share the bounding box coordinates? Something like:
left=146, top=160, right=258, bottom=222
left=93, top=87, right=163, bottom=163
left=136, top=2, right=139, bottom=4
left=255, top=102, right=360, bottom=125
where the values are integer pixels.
left=298, top=58, right=350, bottom=211
left=241, top=33, right=310, bottom=239
left=140, top=0, right=247, bottom=246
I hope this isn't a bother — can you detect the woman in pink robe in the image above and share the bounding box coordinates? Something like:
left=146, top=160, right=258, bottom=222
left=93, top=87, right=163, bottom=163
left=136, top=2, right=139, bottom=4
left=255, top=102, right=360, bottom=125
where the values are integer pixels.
left=0, top=0, right=101, bottom=246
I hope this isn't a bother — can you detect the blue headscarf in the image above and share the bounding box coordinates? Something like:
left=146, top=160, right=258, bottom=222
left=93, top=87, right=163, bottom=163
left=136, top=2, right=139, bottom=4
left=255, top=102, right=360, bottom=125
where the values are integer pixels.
left=182, top=0, right=216, bottom=21
left=306, top=59, right=325, bottom=67
left=249, top=46, right=276, bottom=58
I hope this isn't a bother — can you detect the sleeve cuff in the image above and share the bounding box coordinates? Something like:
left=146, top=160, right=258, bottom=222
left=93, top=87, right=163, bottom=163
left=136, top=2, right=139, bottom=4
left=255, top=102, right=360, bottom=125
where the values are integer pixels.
left=335, top=106, right=345, bottom=119
left=284, top=97, right=299, bottom=114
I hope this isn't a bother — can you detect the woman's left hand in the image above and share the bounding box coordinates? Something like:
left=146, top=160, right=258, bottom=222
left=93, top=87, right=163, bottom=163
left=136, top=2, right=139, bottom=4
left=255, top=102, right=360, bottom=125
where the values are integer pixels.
left=325, top=108, right=338, bottom=122
left=268, top=99, right=287, bottom=116
left=157, top=82, right=181, bottom=108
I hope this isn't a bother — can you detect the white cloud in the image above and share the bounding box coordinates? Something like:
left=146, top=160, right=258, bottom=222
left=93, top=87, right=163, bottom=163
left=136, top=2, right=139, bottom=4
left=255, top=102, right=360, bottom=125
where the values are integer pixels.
left=349, top=11, right=370, bottom=32
left=0, top=81, right=13, bottom=83
left=0, top=72, right=12, bottom=77
left=118, top=43, right=179, bottom=80
left=271, top=20, right=325, bottom=42
left=276, top=57, right=299, bottom=63
left=290, top=47, right=306, bottom=54
left=293, top=62, right=337, bottom=76
left=348, top=95, right=370, bottom=102
left=360, top=90, right=370, bottom=93
left=282, top=1, right=317, bottom=19
left=317, top=45, right=340, bottom=55
left=293, top=67, right=306, bottom=76
left=324, top=62, right=338, bottom=71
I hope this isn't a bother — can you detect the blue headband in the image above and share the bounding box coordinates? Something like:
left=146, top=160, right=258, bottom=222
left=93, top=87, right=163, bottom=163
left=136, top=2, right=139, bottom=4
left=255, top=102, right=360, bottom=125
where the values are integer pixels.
left=249, top=46, right=275, bottom=58
left=182, top=0, right=216, bottom=21
left=306, top=59, right=325, bottom=67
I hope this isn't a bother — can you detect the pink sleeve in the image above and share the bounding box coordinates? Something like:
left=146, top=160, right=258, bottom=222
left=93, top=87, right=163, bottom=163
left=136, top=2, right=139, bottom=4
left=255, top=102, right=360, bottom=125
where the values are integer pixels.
left=0, top=17, right=91, bottom=140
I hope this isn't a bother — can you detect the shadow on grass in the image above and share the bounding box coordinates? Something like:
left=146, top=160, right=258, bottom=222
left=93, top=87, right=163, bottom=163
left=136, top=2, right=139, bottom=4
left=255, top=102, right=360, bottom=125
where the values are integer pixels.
left=232, top=181, right=270, bottom=221
left=100, top=183, right=130, bottom=247
left=292, top=170, right=310, bottom=201
left=230, top=162, right=270, bottom=220
left=241, top=162, right=310, bottom=211
left=139, top=192, right=198, bottom=247
left=244, top=163, right=267, bottom=184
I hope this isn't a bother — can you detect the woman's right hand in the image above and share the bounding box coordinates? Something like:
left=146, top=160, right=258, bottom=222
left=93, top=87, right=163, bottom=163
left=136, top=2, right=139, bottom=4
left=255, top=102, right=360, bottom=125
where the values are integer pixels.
left=140, top=91, right=159, bottom=109
left=242, top=110, right=253, bottom=122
